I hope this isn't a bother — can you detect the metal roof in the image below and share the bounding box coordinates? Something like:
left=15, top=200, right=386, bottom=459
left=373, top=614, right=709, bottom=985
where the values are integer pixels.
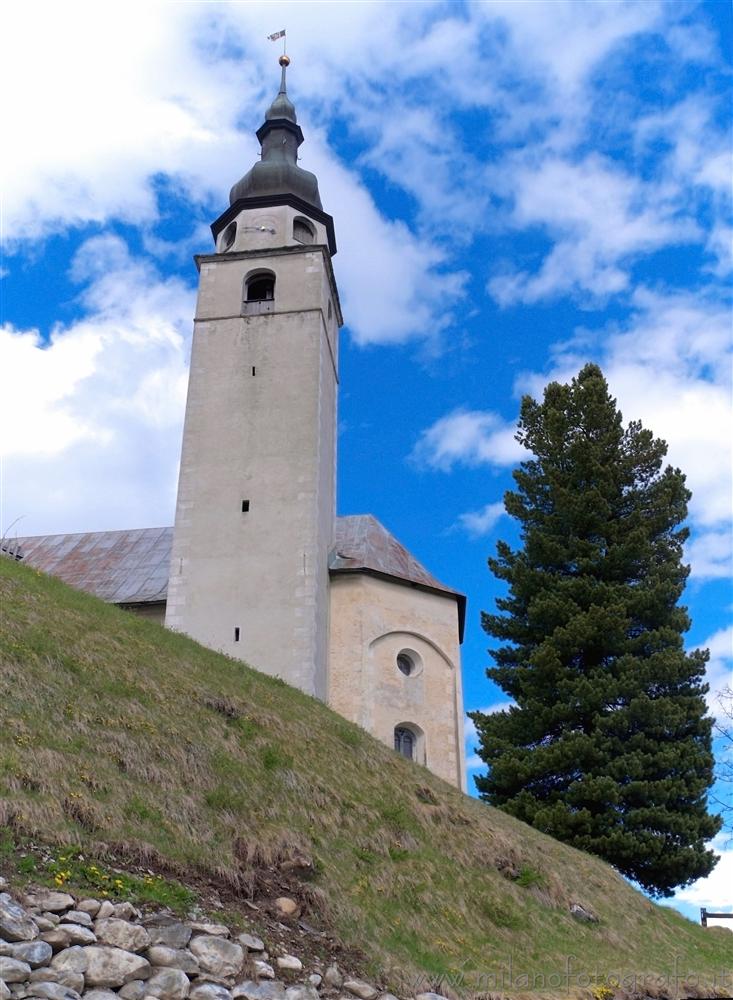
left=14, top=514, right=465, bottom=639
left=14, top=527, right=172, bottom=606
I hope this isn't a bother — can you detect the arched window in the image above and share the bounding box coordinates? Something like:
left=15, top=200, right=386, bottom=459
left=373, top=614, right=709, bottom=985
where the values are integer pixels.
left=394, top=726, right=415, bottom=760
left=220, top=221, right=237, bottom=252
left=293, top=218, right=315, bottom=244
left=246, top=274, right=275, bottom=302
left=397, top=652, right=415, bottom=676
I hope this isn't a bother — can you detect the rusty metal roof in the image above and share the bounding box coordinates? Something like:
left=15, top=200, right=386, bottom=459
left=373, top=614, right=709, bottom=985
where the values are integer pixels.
left=14, top=514, right=465, bottom=639
left=330, top=515, right=466, bottom=640
left=14, top=527, right=171, bottom=606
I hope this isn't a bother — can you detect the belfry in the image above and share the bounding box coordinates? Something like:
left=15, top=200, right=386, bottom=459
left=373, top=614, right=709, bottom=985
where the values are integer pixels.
left=14, top=58, right=467, bottom=790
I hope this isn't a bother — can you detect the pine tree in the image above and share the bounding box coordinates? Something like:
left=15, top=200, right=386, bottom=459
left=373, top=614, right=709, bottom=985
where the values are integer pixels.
left=470, top=364, right=720, bottom=896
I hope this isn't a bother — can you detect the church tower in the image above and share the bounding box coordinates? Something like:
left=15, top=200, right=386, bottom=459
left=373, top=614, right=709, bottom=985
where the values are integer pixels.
left=166, top=56, right=341, bottom=699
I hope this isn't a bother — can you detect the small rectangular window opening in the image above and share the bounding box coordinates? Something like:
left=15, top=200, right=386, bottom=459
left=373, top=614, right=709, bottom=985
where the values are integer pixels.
left=241, top=500, right=250, bottom=512
left=251, top=366, right=256, bottom=376
left=234, top=627, right=240, bottom=642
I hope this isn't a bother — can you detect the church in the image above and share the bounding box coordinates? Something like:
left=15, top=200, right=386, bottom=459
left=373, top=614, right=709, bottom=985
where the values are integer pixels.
left=12, top=57, right=467, bottom=791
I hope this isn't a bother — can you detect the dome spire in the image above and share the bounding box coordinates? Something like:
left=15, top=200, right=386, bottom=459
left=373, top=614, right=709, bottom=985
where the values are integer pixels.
left=228, top=53, right=323, bottom=211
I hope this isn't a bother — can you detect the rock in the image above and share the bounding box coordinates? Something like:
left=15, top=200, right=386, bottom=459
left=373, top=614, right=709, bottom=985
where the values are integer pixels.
left=25, top=894, right=75, bottom=915
left=0, top=957, right=32, bottom=982
left=0, top=981, right=10, bottom=1000
left=0, top=942, right=12, bottom=957
left=57, top=927, right=96, bottom=948
left=272, top=901, right=297, bottom=920
left=145, top=926, right=191, bottom=952
left=570, top=902, right=598, bottom=923
left=0, top=878, right=8, bottom=891
left=10, top=941, right=53, bottom=967
left=252, top=962, right=274, bottom=981
left=415, top=994, right=449, bottom=1000
left=323, top=967, right=342, bottom=990
left=377, top=994, right=400, bottom=1000
left=0, top=894, right=39, bottom=943
left=82, top=947, right=151, bottom=988
left=83, top=991, right=120, bottom=1000
left=40, top=929, right=73, bottom=952
left=75, top=901, right=100, bottom=918
left=51, top=946, right=89, bottom=974
left=95, top=905, right=115, bottom=922
left=144, top=969, right=190, bottom=1000
left=235, top=935, right=263, bottom=954
left=307, top=978, right=321, bottom=989
left=119, top=981, right=148, bottom=1000
left=189, top=925, right=228, bottom=939
left=285, top=988, right=318, bottom=1000
left=275, top=958, right=301, bottom=974
left=34, top=919, right=56, bottom=933
left=41, top=915, right=61, bottom=927
left=188, top=987, right=232, bottom=1000
left=232, top=985, right=285, bottom=1000
left=94, top=922, right=149, bottom=954
left=28, top=984, right=81, bottom=1000
left=188, top=939, right=242, bottom=980
left=112, top=905, right=139, bottom=923
left=145, top=948, right=198, bottom=975
left=343, top=982, right=378, bottom=1000
left=62, top=913, right=92, bottom=929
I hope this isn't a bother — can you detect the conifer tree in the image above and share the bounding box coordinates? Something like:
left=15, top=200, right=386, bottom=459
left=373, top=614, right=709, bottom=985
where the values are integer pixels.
left=470, top=364, right=720, bottom=896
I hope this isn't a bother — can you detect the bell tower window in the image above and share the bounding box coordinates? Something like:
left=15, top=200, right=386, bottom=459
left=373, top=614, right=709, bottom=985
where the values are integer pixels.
left=293, top=218, right=315, bottom=244
left=247, top=275, right=275, bottom=301
left=221, top=221, right=237, bottom=252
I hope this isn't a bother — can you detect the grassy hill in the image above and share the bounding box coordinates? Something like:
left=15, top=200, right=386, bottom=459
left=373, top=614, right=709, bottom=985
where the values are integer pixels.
left=1, top=556, right=730, bottom=993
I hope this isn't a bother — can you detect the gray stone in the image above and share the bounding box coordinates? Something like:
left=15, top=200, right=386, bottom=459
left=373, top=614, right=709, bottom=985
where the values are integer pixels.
left=53, top=973, right=84, bottom=994
left=251, top=963, right=274, bottom=981
left=0, top=878, right=8, bottom=891
left=111, top=906, right=139, bottom=924
left=82, top=947, right=151, bottom=988
left=94, top=922, right=149, bottom=954
left=145, top=927, right=191, bottom=952
left=95, top=906, right=114, bottom=922
left=570, top=902, right=598, bottom=923
left=232, top=985, right=285, bottom=1000
left=144, top=969, right=190, bottom=1000
left=118, top=981, right=147, bottom=1000
left=51, top=946, right=89, bottom=975
left=33, top=920, right=56, bottom=933
left=189, top=987, right=232, bottom=1000
left=235, top=936, right=263, bottom=955
left=188, top=939, right=242, bottom=980
left=0, top=981, right=10, bottom=1000
left=0, top=942, right=12, bottom=957
left=40, top=930, right=73, bottom=953
left=0, top=957, right=32, bottom=982
left=307, top=978, right=321, bottom=989
left=188, top=926, right=228, bottom=940
left=82, top=991, right=120, bottom=1000
left=75, top=902, right=100, bottom=918
left=62, top=914, right=92, bottom=930
left=145, top=948, right=198, bottom=975
left=272, top=901, right=296, bottom=920
left=57, top=928, right=96, bottom=948
left=343, top=982, right=377, bottom=1000
left=376, top=994, right=400, bottom=1000
left=323, top=967, right=342, bottom=990
left=275, top=958, right=301, bottom=974
left=0, top=895, right=39, bottom=943
left=24, top=894, right=74, bottom=915
left=41, top=915, right=61, bottom=927
left=10, top=942, right=53, bottom=968
left=415, top=994, right=449, bottom=1000
left=29, top=985, right=81, bottom=1000
left=285, top=987, right=318, bottom=1000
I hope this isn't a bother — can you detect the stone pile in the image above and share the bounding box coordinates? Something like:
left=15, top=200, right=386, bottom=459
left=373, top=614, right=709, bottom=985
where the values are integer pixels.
left=0, top=887, right=442, bottom=1000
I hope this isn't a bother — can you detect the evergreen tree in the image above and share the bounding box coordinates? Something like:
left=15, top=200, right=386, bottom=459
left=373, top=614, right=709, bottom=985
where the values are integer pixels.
left=470, top=364, right=720, bottom=896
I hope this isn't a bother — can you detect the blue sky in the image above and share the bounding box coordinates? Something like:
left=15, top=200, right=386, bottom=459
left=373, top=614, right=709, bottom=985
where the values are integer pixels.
left=1, top=1, right=731, bottom=921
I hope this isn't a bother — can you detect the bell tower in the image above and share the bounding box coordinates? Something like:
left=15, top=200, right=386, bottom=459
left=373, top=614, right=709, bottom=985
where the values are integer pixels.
left=166, top=56, right=341, bottom=699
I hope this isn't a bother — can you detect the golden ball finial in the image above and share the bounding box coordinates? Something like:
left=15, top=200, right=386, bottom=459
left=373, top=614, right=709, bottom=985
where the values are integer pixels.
left=279, top=54, right=290, bottom=67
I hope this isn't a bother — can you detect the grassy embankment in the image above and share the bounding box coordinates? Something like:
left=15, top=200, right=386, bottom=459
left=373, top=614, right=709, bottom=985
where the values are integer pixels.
left=1, top=557, right=730, bottom=993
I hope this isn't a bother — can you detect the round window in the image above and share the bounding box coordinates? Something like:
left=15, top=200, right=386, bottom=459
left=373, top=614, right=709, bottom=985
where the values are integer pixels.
left=397, top=652, right=414, bottom=676
left=221, top=221, right=237, bottom=252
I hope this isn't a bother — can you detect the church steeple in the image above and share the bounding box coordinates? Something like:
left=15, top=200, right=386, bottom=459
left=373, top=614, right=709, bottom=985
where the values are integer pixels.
left=229, top=55, right=323, bottom=212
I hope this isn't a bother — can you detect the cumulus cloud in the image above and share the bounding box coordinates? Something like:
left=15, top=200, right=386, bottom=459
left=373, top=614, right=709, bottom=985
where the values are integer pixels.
left=671, top=835, right=733, bottom=914
left=411, top=409, right=522, bottom=472
left=0, top=237, right=194, bottom=537
left=455, top=502, right=506, bottom=539
left=699, top=626, right=733, bottom=706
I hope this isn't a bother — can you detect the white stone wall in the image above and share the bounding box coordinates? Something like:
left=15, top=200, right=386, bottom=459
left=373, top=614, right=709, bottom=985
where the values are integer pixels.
left=328, top=573, right=466, bottom=790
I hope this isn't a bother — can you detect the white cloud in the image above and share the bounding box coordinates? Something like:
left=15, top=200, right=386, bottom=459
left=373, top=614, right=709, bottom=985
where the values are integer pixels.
left=411, top=409, right=522, bottom=472
left=464, top=701, right=515, bottom=772
left=0, top=237, right=194, bottom=537
left=455, top=502, right=505, bottom=539
left=699, top=626, right=733, bottom=705
left=671, top=835, right=733, bottom=913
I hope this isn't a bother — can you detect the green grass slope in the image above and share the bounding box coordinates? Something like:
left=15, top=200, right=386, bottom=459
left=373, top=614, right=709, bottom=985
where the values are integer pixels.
left=1, top=557, right=730, bottom=992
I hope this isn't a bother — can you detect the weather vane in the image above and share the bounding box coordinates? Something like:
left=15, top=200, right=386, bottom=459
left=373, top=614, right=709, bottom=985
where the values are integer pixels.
left=267, top=28, right=287, bottom=58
